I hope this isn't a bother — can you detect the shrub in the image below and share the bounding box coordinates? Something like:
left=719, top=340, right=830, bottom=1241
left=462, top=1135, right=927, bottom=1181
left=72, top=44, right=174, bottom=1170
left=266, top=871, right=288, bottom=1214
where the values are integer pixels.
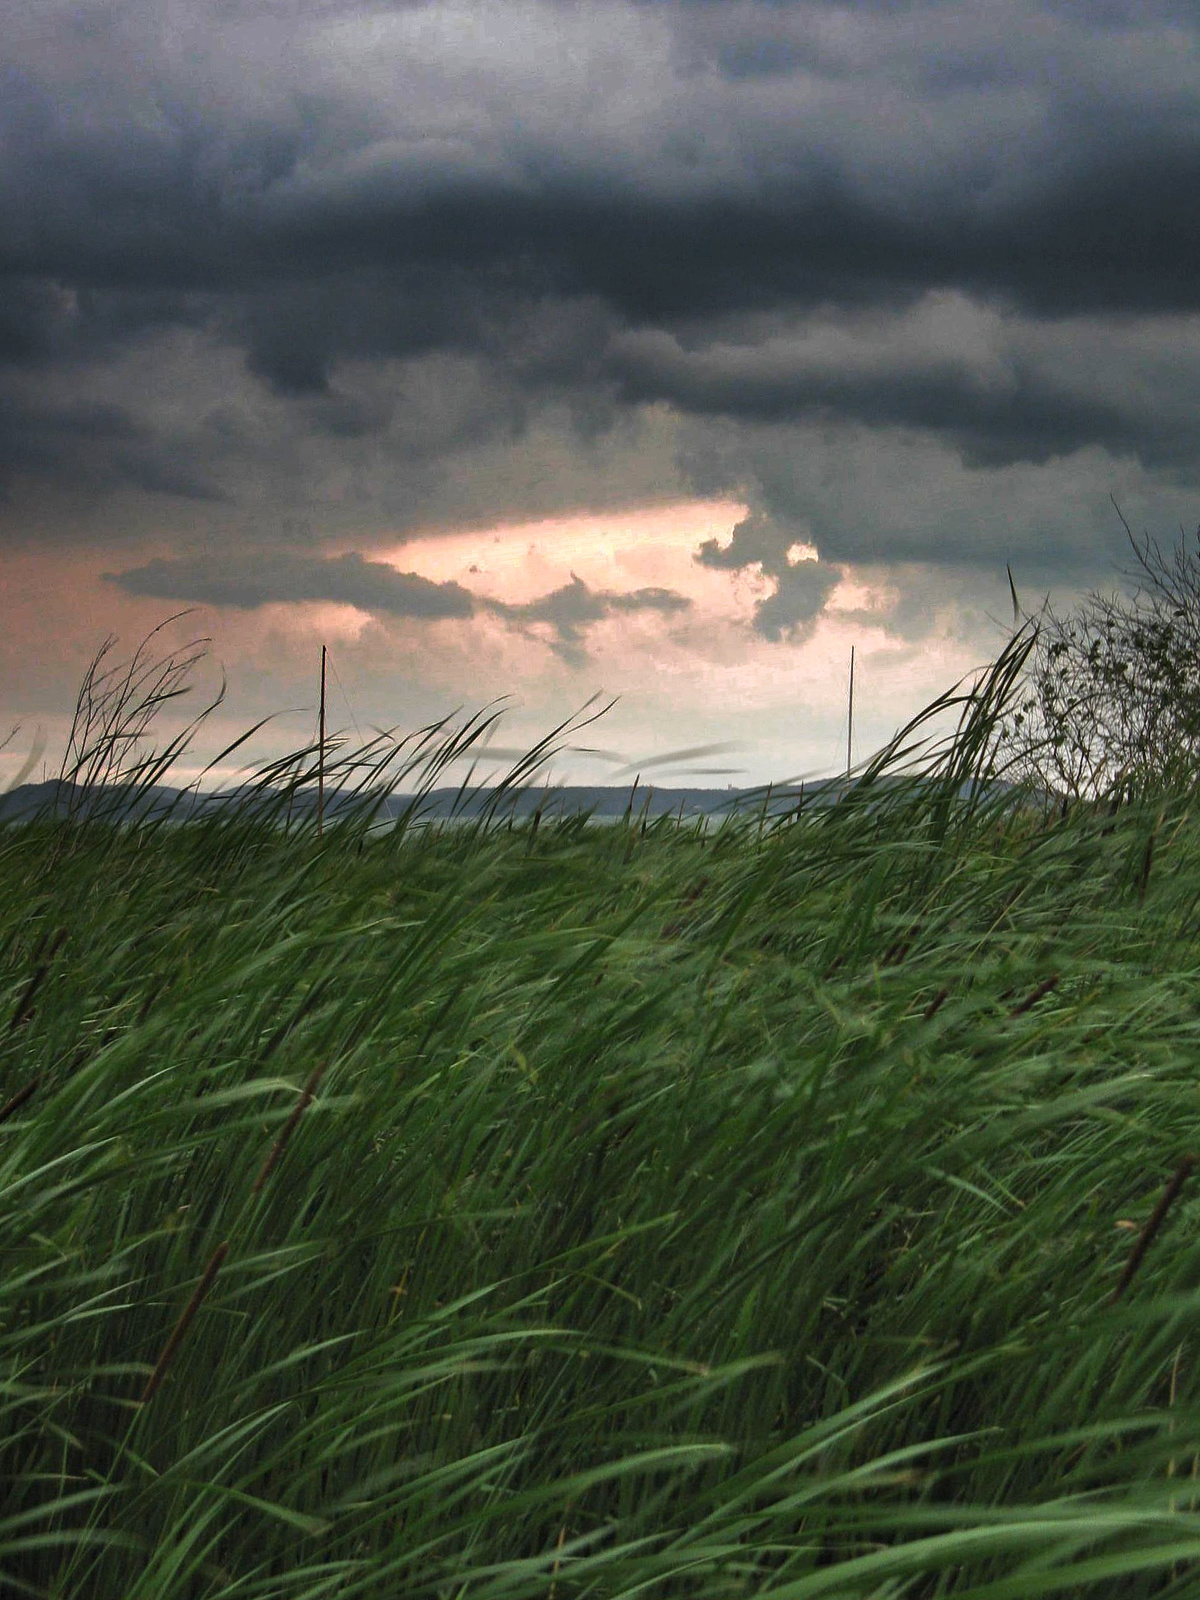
left=1001, top=500, right=1200, bottom=802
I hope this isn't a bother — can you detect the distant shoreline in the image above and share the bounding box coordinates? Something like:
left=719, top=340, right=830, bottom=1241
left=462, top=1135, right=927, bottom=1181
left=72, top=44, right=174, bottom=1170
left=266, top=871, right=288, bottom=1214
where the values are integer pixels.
left=0, top=777, right=843, bottom=825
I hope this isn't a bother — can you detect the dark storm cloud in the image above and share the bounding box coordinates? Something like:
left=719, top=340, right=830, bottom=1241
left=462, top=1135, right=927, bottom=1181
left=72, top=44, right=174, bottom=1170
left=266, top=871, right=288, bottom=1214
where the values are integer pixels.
left=5, top=0, right=1200, bottom=569
left=228, top=269, right=525, bottom=397
left=0, top=394, right=225, bottom=500
left=107, top=550, right=475, bottom=618
left=697, top=512, right=840, bottom=639
left=0, top=279, right=78, bottom=366
left=497, top=573, right=693, bottom=663
left=5, top=0, right=1198, bottom=321
left=605, top=307, right=1200, bottom=473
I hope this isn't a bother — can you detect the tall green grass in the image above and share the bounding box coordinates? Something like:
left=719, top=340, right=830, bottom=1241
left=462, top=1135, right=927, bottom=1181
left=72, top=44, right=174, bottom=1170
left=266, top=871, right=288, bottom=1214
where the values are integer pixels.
left=7, top=628, right=1200, bottom=1595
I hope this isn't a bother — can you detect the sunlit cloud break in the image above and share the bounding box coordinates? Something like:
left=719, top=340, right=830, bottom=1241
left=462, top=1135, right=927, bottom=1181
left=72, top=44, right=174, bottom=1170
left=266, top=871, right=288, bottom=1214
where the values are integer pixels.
left=106, top=549, right=693, bottom=667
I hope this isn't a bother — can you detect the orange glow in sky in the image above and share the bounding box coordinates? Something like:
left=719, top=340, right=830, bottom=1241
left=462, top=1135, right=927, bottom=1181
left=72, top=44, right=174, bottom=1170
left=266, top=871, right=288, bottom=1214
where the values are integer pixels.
left=376, top=499, right=752, bottom=611
left=0, top=498, right=996, bottom=791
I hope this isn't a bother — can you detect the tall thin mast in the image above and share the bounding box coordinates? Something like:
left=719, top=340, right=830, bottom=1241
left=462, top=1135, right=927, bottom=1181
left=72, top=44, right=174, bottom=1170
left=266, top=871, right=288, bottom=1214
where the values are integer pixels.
left=846, top=645, right=855, bottom=780
left=317, top=645, right=327, bottom=838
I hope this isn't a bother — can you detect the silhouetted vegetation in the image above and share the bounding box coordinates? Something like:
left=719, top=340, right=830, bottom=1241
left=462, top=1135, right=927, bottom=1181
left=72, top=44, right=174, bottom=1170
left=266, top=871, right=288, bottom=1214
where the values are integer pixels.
left=1002, top=500, right=1200, bottom=803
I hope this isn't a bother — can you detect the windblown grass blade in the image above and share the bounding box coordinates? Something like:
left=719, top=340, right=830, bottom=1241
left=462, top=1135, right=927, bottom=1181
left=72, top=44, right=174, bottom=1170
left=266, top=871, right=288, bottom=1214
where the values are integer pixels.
left=5, top=620, right=1200, bottom=1594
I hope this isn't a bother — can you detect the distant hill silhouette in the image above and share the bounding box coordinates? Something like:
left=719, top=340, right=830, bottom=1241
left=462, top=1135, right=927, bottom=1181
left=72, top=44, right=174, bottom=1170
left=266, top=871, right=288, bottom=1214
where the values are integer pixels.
left=0, top=777, right=847, bottom=826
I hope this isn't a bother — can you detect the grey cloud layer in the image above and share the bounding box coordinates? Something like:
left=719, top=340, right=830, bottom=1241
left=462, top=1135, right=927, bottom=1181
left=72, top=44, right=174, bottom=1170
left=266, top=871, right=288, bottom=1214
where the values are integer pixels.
left=5, top=0, right=1196, bottom=318
left=5, top=0, right=1200, bottom=638
left=495, top=573, right=693, bottom=663
left=107, top=549, right=693, bottom=659
left=108, top=551, right=477, bottom=618
left=697, top=511, right=842, bottom=639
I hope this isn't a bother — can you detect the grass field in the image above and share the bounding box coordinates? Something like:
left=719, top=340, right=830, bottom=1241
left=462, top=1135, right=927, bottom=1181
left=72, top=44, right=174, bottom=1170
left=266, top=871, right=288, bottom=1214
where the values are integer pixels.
left=8, top=639, right=1200, bottom=1596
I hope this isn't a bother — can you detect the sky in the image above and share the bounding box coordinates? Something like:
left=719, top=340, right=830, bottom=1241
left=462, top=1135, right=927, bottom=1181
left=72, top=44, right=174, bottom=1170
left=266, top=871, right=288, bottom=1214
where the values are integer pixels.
left=3, top=0, right=1200, bottom=791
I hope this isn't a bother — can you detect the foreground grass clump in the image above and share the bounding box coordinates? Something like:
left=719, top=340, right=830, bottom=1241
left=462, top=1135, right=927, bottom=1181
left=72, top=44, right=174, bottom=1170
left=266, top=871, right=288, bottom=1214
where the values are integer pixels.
left=9, top=676, right=1200, bottom=1592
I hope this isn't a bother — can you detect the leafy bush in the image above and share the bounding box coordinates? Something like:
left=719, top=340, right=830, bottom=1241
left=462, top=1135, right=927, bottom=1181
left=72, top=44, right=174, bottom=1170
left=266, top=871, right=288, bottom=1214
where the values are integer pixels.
left=1002, top=502, right=1200, bottom=802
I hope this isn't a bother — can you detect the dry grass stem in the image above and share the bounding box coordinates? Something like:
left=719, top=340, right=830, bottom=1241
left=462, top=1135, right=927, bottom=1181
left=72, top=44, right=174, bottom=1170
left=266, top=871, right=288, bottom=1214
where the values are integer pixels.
left=1009, top=973, right=1060, bottom=1017
left=0, top=1074, right=41, bottom=1126
left=140, top=1240, right=229, bottom=1405
left=1108, top=1157, right=1196, bottom=1306
left=922, top=986, right=950, bottom=1021
left=252, top=1062, right=327, bottom=1197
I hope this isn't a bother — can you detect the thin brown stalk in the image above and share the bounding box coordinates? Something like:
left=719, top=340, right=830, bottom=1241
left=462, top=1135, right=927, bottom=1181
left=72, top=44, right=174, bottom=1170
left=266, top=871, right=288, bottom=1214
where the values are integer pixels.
left=548, top=1512, right=570, bottom=1600
left=7, top=929, right=68, bottom=1034
left=1109, top=1156, right=1196, bottom=1307
left=884, top=921, right=922, bottom=966
left=1009, top=973, right=1059, bottom=1017
left=922, top=987, right=950, bottom=1021
left=252, top=1062, right=327, bottom=1196
left=140, top=1240, right=229, bottom=1404
left=0, top=1075, right=41, bottom=1126
left=1137, top=818, right=1161, bottom=907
